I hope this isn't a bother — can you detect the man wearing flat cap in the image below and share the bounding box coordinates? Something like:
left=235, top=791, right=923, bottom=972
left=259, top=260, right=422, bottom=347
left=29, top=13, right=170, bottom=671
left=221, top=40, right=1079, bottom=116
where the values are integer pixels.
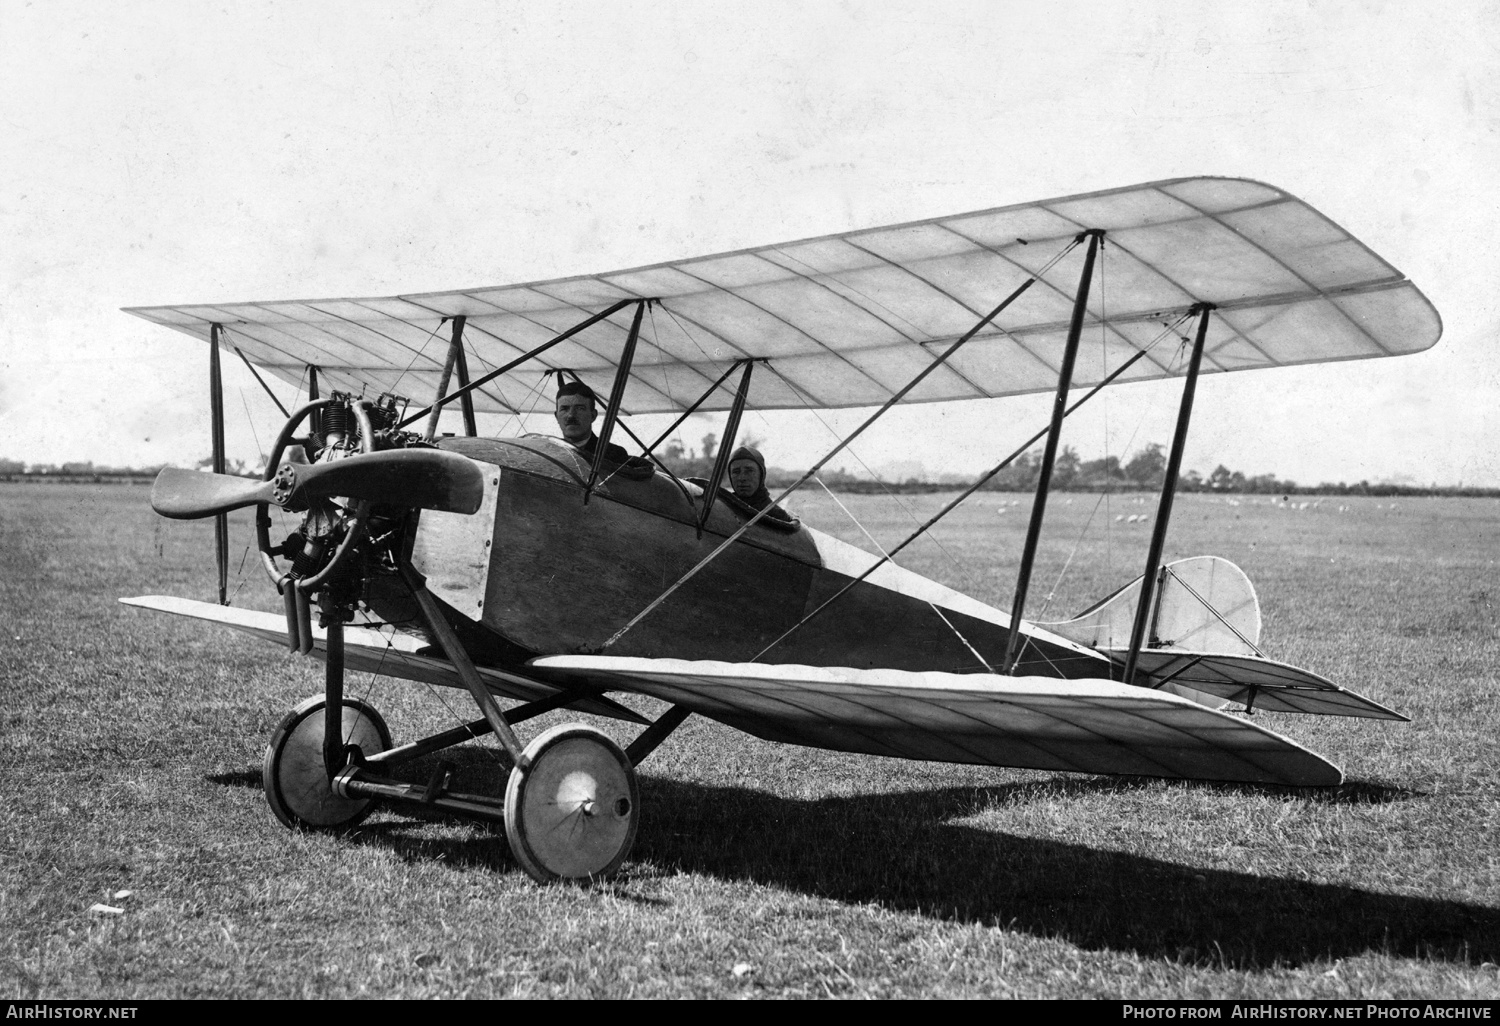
left=554, top=379, right=630, bottom=464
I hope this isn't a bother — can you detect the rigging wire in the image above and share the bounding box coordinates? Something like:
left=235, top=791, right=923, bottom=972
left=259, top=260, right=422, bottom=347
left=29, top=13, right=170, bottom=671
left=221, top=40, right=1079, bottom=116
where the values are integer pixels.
left=497, top=369, right=550, bottom=437
left=813, top=478, right=995, bottom=671
left=751, top=311, right=1195, bottom=666
left=1034, top=366, right=1166, bottom=619
left=455, top=339, right=503, bottom=434
left=1160, top=565, right=1267, bottom=657
left=596, top=234, right=1085, bottom=653
left=389, top=318, right=451, bottom=397
left=655, top=302, right=740, bottom=458
left=763, top=362, right=983, bottom=596
left=645, top=302, right=680, bottom=420
left=349, top=609, right=512, bottom=766
left=1039, top=235, right=1115, bottom=622
left=1007, top=321, right=1193, bottom=666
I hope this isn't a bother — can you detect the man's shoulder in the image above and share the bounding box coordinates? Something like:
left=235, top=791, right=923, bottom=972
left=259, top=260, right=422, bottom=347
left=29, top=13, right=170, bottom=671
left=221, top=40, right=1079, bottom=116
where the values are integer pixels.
left=575, top=435, right=627, bottom=462
left=575, top=435, right=654, bottom=479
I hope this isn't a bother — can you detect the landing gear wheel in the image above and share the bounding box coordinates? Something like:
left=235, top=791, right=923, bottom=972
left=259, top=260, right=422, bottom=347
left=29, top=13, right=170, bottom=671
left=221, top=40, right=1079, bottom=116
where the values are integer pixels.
left=264, top=695, right=392, bottom=830
left=504, top=724, right=639, bottom=883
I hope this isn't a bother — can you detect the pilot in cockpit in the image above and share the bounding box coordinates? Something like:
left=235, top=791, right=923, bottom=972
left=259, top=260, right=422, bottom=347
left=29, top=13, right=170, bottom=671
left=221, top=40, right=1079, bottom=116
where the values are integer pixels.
left=727, top=445, right=794, bottom=524
left=554, top=379, right=629, bottom=464
left=553, top=379, right=655, bottom=481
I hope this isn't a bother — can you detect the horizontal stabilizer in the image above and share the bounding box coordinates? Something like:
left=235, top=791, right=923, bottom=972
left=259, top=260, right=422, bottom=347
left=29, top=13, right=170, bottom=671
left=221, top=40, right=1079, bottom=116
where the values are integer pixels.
left=1099, top=648, right=1407, bottom=721
left=529, top=655, right=1344, bottom=786
left=119, top=595, right=647, bottom=725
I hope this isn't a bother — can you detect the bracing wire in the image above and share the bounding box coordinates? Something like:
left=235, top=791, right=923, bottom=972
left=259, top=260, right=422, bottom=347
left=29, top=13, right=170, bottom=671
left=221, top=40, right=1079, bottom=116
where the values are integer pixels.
left=597, top=234, right=1086, bottom=653
left=1160, top=565, right=1267, bottom=657
left=390, top=318, right=451, bottom=396
left=1006, top=315, right=1193, bottom=666
left=1034, top=382, right=1153, bottom=619
left=499, top=370, right=551, bottom=437
left=645, top=302, right=679, bottom=420
left=347, top=609, right=512, bottom=765
left=764, top=363, right=984, bottom=596
left=456, top=339, right=503, bottom=433
left=1034, top=308, right=1194, bottom=619
left=813, top=478, right=995, bottom=670
left=656, top=302, right=740, bottom=457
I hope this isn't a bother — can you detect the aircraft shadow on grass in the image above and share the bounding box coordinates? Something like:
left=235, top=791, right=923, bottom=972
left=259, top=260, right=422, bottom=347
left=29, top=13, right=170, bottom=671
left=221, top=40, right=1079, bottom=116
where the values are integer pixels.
left=208, top=761, right=1496, bottom=969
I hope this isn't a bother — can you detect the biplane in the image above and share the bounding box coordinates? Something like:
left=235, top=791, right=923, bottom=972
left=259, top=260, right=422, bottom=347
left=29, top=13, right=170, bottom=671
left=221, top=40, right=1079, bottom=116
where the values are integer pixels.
left=122, top=177, right=1441, bottom=882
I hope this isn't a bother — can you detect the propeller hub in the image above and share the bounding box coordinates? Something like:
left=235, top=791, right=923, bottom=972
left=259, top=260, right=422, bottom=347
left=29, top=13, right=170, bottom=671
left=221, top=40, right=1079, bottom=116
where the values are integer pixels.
left=272, top=463, right=299, bottom=506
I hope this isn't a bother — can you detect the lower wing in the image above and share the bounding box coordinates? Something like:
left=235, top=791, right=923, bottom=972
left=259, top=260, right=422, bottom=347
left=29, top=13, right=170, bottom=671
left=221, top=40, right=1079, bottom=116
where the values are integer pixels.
left=528, top=655, right=1345, bottom=786
left=119, top=595, right=647, bottom=724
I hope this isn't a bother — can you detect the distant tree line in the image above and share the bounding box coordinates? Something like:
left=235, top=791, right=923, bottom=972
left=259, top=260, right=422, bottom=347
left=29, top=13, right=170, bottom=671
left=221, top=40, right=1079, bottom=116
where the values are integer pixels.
left=0, top=456, right=257, bottom=482
left=0, top=458, right=163, bottom=482
left=6, top=442, right=1499, bottom=498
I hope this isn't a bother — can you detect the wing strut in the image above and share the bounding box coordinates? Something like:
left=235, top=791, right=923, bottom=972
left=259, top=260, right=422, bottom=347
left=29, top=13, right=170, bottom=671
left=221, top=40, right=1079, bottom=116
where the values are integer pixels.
left=750, top=316, right=1182, bottom=661
left=452, top=317, right=477, bottom=437
left=422, top=315, right=478, bottom=441
left=233, top=346, right=290, bottom=418
left=640, top=360, right=752, bottom=457
left=585, top=299, right=648, bottom=501
left=398, top=297, right=643, bottom=429
left=423, top=315, right=480, bottom=438
left=422, top=317, right=456, bottom=441
left=307, top=364, right=321, bottom=444
left=1124, top=303, right=1213, bottom=685
left=595, top=238, right=1079, bottom=653
left=208, top=322, right=228, bottom=605
left=695, top=359, right=755, bottom=537
left=397, top=562, right=530, bottom=770
left=1002, top=230, right=1104, bottom=672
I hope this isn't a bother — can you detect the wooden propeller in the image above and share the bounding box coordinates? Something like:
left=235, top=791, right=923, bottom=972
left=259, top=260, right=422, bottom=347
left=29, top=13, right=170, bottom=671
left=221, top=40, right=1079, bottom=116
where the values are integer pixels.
left=151, top=449, right=486, bottom=520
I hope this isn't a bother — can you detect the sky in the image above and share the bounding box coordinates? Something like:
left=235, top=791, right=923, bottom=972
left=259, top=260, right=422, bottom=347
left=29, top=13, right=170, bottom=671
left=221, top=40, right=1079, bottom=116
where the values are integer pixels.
left=4, top=0, right=1499, bottom=485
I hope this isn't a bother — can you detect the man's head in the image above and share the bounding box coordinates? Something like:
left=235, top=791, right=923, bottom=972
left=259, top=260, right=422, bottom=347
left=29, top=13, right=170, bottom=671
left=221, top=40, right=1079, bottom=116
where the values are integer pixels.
left=727, top=445, right=766, bottom=499
left=555, top=380, right=598, bottom=445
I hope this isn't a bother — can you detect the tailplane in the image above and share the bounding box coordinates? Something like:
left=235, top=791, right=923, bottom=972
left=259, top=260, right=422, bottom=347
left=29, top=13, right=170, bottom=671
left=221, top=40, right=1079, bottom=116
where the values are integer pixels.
left=1037, top=556, right=1404, bottom=721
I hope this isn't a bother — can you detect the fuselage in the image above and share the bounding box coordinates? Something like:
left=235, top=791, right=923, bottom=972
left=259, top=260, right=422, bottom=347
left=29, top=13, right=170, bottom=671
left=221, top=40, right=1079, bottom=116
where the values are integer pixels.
left=365, top=436, right=1109, bottom=679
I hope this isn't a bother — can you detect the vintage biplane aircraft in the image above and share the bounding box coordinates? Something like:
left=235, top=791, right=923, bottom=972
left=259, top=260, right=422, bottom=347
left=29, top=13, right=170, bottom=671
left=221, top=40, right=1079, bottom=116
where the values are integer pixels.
left=122, top=177, right=1440, bottom=882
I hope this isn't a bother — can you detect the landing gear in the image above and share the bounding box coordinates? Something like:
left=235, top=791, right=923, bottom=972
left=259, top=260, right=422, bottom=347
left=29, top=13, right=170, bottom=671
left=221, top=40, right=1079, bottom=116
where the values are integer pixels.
left=263, top=695, right=391, bottom=830
left=505, top=724, right=640, bottom=883
left=260, top=691, right=670, bottom=883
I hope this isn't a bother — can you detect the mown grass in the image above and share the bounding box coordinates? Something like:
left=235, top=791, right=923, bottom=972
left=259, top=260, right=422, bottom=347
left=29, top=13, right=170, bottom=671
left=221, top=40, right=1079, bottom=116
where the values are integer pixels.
left=2, top=483, right=1497, bottom=998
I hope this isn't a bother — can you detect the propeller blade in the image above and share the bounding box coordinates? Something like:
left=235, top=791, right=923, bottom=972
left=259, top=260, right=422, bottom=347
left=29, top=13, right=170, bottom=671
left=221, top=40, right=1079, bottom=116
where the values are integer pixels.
left=152, top=449, right=485, bottom=521
left=292, top=449, right=486, bottom=514
left=152, top=468, right=277, bottom=519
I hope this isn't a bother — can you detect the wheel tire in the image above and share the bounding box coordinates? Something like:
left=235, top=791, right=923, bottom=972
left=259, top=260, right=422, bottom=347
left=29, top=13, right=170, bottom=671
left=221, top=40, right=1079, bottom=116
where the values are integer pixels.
left=504, top=724, right=639, bottom=883
left=263, top=695, right=392, bottom=830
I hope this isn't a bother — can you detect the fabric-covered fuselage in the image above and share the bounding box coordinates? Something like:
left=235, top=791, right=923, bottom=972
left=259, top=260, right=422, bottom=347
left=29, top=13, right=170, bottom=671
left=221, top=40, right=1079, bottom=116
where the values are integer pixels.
left=365, top=436, right=1107, bottom=679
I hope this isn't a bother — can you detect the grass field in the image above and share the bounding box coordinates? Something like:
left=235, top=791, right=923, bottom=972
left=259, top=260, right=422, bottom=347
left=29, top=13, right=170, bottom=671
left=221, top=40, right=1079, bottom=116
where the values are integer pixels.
left=2, top=482, right=1498, bottom=999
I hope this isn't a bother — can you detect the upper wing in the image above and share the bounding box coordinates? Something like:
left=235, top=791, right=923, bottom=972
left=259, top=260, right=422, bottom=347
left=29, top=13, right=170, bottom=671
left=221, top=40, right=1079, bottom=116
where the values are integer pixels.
left=123, top=177, right=1440, bottom=415
left=120, top=595, right=648, bottom=724
left=529, top=655, right=1343, bottom=786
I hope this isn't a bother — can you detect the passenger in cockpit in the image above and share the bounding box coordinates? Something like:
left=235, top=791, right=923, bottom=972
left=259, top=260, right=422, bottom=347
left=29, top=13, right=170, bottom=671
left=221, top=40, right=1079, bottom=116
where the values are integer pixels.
left=727, top=445, right=793, bottom=524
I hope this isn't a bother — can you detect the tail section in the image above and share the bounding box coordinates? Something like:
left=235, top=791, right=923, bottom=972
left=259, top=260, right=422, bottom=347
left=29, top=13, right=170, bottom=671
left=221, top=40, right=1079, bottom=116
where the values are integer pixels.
left=1041, top=556, right=1260, bottom=656
left=1036, top=557, right=1405, bottom=721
